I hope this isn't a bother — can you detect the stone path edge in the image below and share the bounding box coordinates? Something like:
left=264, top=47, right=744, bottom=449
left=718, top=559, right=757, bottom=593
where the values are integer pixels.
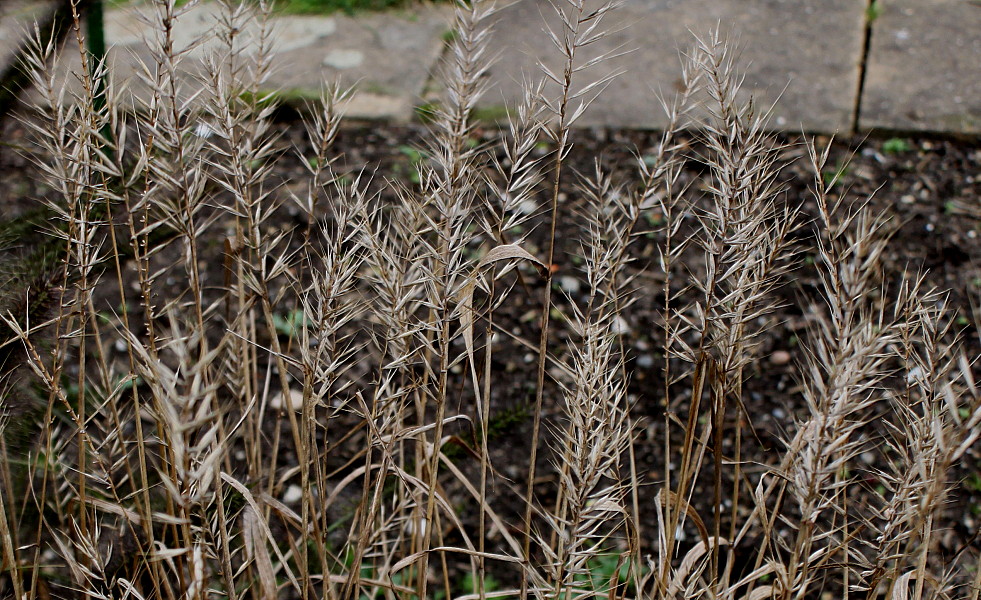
left=2, top=0, right=980, bottom=138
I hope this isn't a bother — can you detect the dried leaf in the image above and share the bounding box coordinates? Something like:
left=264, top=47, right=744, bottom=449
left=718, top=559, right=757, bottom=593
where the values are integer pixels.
left=460, top=243, right=546, bottom=362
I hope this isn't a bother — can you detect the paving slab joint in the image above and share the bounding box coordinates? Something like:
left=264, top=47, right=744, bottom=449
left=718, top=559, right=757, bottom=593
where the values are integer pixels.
left=851, top=0, right=877, bottom=134
left=0, top=0, right=83, bottom=120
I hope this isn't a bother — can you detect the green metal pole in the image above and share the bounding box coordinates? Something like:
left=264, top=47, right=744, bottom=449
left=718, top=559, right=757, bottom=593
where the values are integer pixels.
left=86, top=0, right=106, bottom=110
left=86, top=0, right=111, bottom=145
left=87, top=0, right=106, bottom=63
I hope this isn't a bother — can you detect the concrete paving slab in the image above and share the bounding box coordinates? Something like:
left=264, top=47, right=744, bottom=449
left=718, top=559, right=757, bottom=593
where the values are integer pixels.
left=0, top=0, right=70, bottom=117
left=477, top=0, right=867, bottom=132
left=861, top=0, right=981, bottom=134
left=54, top=1, right=453, bottom=121
left=0, top=0, right=59, bottom=74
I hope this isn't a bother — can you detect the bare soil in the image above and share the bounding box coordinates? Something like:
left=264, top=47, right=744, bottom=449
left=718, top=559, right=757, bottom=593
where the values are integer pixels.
left=1, top=115, right=979, bottom=593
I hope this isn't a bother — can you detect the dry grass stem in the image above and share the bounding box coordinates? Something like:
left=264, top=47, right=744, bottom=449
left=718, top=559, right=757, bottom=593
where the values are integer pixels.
left=0, top=2, right=976, bottom=600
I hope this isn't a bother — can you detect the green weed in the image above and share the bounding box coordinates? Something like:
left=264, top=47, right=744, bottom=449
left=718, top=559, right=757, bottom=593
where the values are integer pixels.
left=882, top=137, right=912, bottom=154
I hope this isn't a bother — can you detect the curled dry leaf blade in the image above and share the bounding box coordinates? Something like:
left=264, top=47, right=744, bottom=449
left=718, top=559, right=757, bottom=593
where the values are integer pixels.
left=460, top=243, right=547, bottom=360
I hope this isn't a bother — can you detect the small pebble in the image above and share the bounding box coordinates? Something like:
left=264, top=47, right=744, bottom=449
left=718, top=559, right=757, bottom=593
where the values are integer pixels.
left=772, top=407, right=786, bottom=420
left=612, top=316, right=631, bottom=335
left=636, top=354, right=654, bottom=369
left=770, top=350, right=792, bottom=365
left=548, top=366, right=571, bottom=384
left=558, top=275, right=581, bottom=295
left=270, top=388, right=305, bottom=411
left=518, top=199, right=538, bottom=215
left=282, top=484, right=303, bottom=504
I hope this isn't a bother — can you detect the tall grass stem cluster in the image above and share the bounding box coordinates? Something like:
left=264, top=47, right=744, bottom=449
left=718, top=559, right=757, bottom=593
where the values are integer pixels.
left=0, top=0, right=978, bottom=599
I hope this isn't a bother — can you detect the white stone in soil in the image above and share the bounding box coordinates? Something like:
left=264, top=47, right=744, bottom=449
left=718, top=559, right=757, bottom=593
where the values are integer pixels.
left=517, top=199, right=538, bottom=215
left=770, top=350, right=792, bottom=366
left=612, top=316, right=631, bottom=335
left=282, top=484, right=303, bottom=504
left=270, top=388, right=305, bottom=411
left=558, top=276, right=581, bottom=295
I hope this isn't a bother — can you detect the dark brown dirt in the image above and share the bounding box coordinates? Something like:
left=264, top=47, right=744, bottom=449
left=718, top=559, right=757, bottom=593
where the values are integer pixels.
left=1, top=115, right=979, bottom=594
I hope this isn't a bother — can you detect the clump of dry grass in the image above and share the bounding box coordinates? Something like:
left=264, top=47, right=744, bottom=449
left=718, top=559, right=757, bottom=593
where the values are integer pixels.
left=0, top=1, right=978, bottom=599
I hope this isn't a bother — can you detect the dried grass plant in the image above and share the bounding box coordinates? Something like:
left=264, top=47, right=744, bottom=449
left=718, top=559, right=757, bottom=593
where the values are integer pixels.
left=0, top=0, right=978, bottom=599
